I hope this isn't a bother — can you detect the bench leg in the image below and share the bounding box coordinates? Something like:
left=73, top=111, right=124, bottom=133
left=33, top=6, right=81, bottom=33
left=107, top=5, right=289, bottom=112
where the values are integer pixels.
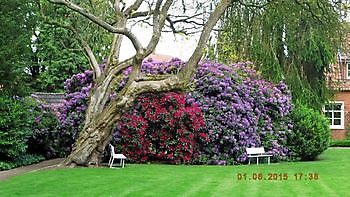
left=122, top=159, right=125, bottom=168
left=257, top=157, right=259, bottom=165
left=248, top=158, right=250, bottom=165
left=268, top=157, right=270, bottom=165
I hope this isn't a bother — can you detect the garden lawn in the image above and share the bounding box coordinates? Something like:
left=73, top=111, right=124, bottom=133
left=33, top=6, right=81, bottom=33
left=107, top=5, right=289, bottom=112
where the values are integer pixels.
left=0, top=148, right=348, bottom=197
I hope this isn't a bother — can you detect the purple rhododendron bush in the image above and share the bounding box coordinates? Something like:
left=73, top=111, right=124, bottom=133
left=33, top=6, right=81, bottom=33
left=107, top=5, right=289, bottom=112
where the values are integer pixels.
left=57, top=58, right=293, bottom=164
left=58, top=70, right=93, bottom=155
left=189, top=61, right=292, bottom=164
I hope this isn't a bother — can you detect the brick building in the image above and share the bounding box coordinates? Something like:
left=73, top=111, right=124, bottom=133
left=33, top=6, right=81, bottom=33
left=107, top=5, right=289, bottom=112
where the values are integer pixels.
left=326, top=39, right=350, bottom=139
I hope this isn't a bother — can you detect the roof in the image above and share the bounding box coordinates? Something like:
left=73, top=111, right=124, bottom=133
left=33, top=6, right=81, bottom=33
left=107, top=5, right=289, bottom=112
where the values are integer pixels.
left=326, top=56, right=350, bottom=91
left=147, top=53, right=174, bottom=62
left=31, top=92, right=65, bottom=106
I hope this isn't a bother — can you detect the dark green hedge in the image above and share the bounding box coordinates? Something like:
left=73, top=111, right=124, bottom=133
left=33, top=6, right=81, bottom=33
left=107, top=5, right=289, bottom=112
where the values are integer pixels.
left=329, top=140, right=350, bottom=147
left=0, top=95, right=58, bottom=170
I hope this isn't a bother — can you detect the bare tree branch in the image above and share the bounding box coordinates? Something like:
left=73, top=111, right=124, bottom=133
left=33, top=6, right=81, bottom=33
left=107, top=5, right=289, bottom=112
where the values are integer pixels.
left=179, top=0, right=232, bottom=82
left=106, top=0, right=127, bottom=71
left=145, top=0, right=173, bottom=55
left=81, top=40, right=101, bottom=78
left=124, top=0, right=144, bottom=16
left=128, top=10, right=153, bottom=18
left=47, top=0, right=144, bottom=52
left=135, top=14, right=220, bottom=35
left=112, top=0, right=126, bottom=22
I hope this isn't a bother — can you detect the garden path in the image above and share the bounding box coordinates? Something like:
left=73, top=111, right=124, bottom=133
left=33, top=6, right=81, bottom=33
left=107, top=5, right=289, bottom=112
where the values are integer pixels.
left=0, top=158, right=64, bottom=181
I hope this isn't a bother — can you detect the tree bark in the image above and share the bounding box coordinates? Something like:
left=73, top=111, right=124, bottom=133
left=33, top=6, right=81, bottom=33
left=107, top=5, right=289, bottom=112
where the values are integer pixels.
left=63, top=110, right=121, bottom=166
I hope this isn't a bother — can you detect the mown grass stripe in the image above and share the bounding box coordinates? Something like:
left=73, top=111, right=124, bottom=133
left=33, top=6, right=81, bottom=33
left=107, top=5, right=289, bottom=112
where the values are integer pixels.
left=0, top=149, right=349, bottom=196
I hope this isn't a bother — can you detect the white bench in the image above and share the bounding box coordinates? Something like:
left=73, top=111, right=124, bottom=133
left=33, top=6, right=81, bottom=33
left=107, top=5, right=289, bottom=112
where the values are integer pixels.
left=108, top=144, right=127, bottom=168
left=246, top=147, right=272, bottom=165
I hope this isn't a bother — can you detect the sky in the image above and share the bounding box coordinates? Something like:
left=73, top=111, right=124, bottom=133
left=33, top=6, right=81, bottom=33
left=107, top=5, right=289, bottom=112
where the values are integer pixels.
left=118, top=0, right=212, bottom=61
left=119, top=25, right=200, bottom=61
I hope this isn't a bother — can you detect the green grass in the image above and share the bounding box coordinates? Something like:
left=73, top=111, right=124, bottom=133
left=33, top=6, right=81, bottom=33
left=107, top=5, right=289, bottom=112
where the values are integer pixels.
left=0, top=148, right=349, bottom=197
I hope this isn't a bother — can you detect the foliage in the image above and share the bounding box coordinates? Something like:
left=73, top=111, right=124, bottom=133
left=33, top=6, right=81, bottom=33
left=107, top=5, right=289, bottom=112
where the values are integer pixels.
left=26, top=102, right=62, bottom=159
left=0, top=0, right=90, bottom=94
left=190, top=61, right=293, bottom=164
left=30, top=23, right=89, bottom=92
left=329, top=139, right=350, bottom=147
left=287, top=104, right=330, bottom=161
left=0, top=94, right=60, bottom=170
left=0, top=96, right=35, bottom=162
left=214, top=0, right=344, bottom=109
left=0, top=154, right=45, bottom=171
left=55, top=70, right=94, bottom=156
left=0, top=0, right=37, bottom=96
left=115, top=92, right=207, bottom=164
left=0, top=95, right=49, bottom=170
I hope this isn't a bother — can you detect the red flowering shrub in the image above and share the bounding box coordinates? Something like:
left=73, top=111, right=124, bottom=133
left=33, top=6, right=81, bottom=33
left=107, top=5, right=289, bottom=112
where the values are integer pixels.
left=116, top=92, right=208, bottom=164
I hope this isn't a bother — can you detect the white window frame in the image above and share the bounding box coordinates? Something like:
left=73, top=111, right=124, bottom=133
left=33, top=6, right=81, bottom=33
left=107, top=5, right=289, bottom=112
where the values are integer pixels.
left=323, top=101, right=344, bottom=130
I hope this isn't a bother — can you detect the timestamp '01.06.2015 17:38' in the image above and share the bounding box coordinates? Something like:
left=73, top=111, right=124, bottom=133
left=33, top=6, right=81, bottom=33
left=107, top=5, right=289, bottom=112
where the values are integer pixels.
left=236, top=172, right=319, bottom=181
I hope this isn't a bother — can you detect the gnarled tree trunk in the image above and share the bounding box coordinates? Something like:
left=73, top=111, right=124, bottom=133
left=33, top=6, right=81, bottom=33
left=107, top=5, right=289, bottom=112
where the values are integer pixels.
left=63, top=105, right=122, bottom=166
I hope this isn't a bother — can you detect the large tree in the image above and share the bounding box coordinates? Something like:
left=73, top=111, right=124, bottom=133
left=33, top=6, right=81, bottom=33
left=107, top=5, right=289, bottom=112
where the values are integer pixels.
left=213, top=0, right=347, bottom=109
left=30, top=22, right=89, bottom=92
left=0, top=0, right=91, bottom=94
left=39, top=0, right=232, bottom=166
left=0, top=0, right=37, bottom=96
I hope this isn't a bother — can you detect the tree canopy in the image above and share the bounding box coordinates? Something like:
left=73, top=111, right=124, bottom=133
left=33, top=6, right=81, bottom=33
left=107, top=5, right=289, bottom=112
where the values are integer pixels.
left=0, top=0, right=37, bottom=95
left=0, top=0, right=91, bottom=95
left=213, top=0, right=347, bottom=109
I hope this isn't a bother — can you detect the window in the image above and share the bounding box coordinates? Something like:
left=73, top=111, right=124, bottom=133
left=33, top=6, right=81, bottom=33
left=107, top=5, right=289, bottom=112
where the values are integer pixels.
left=324, top=102, right=344, bottom=129
left=347, top=63, right=350, bottom=79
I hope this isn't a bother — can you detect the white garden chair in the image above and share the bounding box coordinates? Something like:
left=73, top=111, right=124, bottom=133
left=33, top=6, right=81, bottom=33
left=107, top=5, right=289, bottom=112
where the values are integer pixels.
left=108, top=144, right=127, bottom=168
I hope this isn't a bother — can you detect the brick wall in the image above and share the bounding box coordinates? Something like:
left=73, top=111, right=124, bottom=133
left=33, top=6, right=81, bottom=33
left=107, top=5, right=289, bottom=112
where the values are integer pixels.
left=332, top=91, right=350, bottom=139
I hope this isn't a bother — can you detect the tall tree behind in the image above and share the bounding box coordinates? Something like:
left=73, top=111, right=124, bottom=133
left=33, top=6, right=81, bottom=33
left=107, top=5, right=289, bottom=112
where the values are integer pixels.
left=0, top=0, right=37, bottom=96
left=30, top=1, right=107, bottom=92
left=31, top=23, right=89, bottom=92
left=0, top=0, right=91, bottom=94
left=214, top=0, right=345, bottom=109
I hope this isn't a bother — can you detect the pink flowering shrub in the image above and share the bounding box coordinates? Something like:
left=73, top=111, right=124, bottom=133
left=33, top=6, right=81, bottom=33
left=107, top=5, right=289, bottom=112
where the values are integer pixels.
left=115, top=92, right=208, bottom=164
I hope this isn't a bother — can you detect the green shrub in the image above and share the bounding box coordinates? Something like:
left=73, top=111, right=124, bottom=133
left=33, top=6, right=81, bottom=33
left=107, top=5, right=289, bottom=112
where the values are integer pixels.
left=287, top=104, right=330, bottom=161
left=0, top=161, right=16, bottom=171
left=330, top=140, right=350, bottom=147
left=27, top=103, right=61, bottom=159
left=0, top=96, right=35, bottom=162
left=0, top=154, right=45, bottom=171
left=0, top=95, right=52, bottom=170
